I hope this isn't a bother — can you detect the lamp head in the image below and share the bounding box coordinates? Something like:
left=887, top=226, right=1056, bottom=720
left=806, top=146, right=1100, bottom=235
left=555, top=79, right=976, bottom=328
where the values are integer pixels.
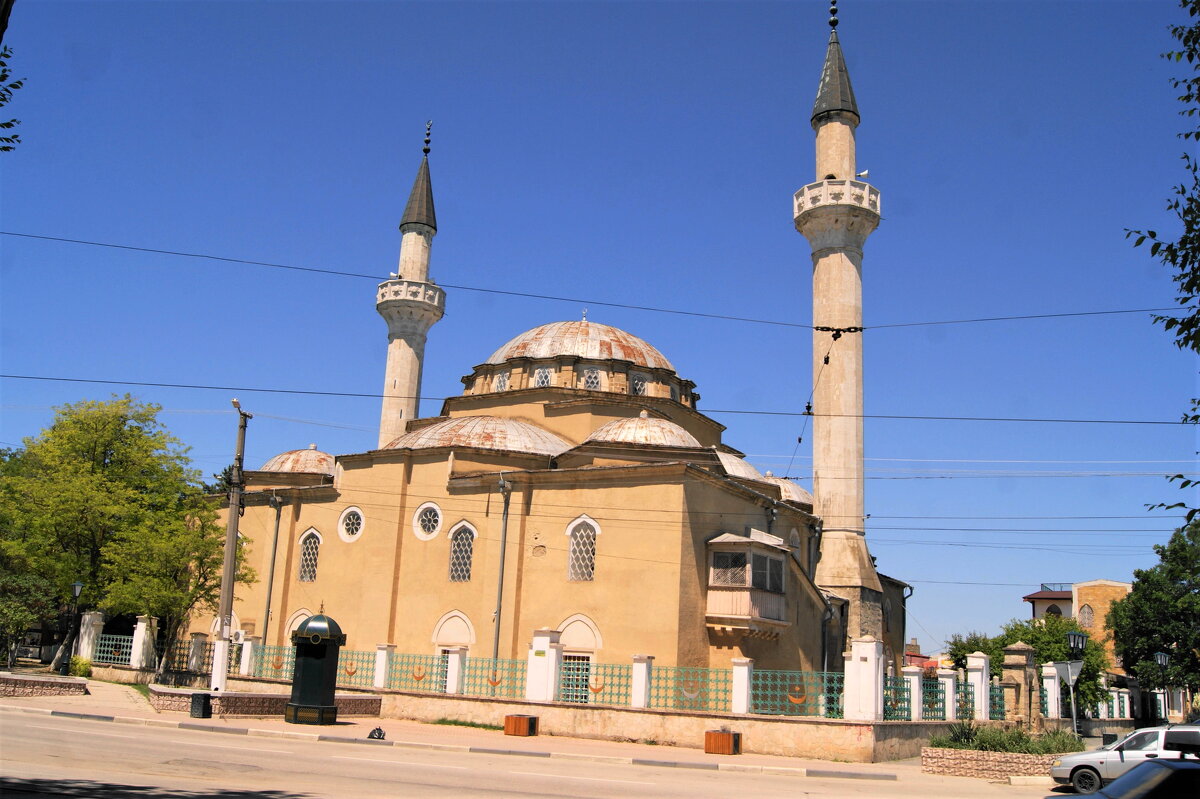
left=71, top=581, right=84, bottom=599
left=1155, top=651, right=1169, bottom=668
left=231, top=398, right=241, bottom=411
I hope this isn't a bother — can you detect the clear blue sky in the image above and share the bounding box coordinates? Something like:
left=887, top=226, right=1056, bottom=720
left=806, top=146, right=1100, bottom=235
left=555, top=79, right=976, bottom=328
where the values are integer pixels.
left=1, top=0, right=1195, bottom=655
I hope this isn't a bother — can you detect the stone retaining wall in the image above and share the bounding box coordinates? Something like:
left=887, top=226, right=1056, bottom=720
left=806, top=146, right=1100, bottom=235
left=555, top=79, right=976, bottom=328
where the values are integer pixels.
left=0, top=672, right=89, bottom=697
left=147, top=684, right=381, bottom=717
left=921, top=747, right=1059, bottom=779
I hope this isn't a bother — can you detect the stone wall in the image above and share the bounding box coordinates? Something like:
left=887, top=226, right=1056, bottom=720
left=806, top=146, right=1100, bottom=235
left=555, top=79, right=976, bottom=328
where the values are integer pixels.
left=921, top=747, right=1059, bottom=779
left=0, top=673, right=89, bottom=697
left=147, top=684, right=381, bottom=717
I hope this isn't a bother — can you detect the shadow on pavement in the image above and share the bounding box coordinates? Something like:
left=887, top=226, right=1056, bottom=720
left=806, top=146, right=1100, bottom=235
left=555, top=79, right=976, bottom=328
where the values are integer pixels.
left=0, top=777, right=318, bottom=798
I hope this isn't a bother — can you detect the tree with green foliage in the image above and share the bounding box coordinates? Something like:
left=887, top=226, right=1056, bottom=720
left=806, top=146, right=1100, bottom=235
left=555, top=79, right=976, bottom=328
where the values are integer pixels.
left=0, top=571, right=56, bottom=666
left=0, top=45, right=22, bottom=152
left=0, top=396, right=253, bottom=675
left=945, top=630, right=1005, bottom=678
left=1107, top=523, right=1200, bottom=704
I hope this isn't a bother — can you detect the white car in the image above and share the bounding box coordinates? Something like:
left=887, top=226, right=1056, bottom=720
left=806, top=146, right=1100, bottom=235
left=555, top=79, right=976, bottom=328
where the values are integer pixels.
left=1050, top=725, right=1200, bottom=794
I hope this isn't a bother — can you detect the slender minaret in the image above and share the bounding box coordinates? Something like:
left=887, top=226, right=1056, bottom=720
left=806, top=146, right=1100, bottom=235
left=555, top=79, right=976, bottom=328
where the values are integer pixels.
left=794, top=3, right=883, bottom=639
left=377, top=123, right=446, bottom=447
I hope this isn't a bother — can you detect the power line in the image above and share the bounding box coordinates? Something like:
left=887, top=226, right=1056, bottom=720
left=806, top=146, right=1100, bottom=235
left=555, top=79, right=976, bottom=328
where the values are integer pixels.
left=1, top=373, right=1186, bottom=426
left=1, top=231, right=1182, bottom=332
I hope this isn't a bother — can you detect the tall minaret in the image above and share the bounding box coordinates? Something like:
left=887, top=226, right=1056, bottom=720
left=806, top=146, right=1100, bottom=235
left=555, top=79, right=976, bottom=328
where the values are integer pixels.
left=377, top=123, right=446, bottom=447
left=793, top=3, right=884, bottom=639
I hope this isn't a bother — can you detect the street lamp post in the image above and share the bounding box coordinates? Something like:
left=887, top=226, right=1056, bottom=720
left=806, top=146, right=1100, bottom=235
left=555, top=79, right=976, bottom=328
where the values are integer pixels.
left=58, top=581, right=84, bottom=676
left=212, top=398, right=252, bottom=691
left=1154, top=651, right=1169, bottom=722
left=1066, top=630, right=1088, bottom=736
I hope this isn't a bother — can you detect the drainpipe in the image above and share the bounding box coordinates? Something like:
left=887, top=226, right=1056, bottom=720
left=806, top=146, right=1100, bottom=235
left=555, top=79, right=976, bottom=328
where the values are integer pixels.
left=261, top=493, right=284, bottom=644
left=491, top=474, right=513, bottom=663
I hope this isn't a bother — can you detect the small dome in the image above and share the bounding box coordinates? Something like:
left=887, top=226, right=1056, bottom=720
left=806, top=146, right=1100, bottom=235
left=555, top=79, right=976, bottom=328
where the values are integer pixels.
left=384, top=415, right=571, bottom=457
left=760, top=471, right=815, bottom=505
left=260, top=444, right=334, bottom=475
left=291, top=614, right=346, bottom=645
left=485, top=320, right=675, bottom=372
left=586, top=410, right=701, bottom=448
left=714, top=450, right=764, bottom=481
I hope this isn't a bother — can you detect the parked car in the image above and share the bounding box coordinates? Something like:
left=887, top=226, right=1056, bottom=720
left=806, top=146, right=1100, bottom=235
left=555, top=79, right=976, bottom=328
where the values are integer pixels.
left=1080, top=759, right=1200, bottom=798
left=1050, top=725, right=1200, bottom=794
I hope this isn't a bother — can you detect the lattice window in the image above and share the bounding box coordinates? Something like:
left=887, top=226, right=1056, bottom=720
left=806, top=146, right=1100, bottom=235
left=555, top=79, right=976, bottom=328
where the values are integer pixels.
left=494, top=371, right=509, bottom=391
left=298, top=532, right=320, bottom=582
left=342, top=510, right=362, bottom=537
left=414, top=503, right=442, bottom=539
left=630, top=373, right=648, bottom=396
left=711, top=551, right=747, bottom=586
left=583, top=368, right=601, bottom=390
left=568, top=522, right=596, bottom=581
left=534, top=367, right=552, bottom=388
left=670, top=384, right=679, bottom=402
left=1078, top=604, right=1094, bottom=627
left=449, top=527, right=473, bottom=582
left=559, top=654, right=592, bottom=704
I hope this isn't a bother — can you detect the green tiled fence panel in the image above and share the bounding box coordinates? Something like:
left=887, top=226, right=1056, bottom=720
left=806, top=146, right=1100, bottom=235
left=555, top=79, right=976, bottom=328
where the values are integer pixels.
left=193, top=642, right=215, bottom=675
left=93, top=634, right=133, bottom=665
left=882, top=676, right=911, bottom=721
left=989, top=684, right=1006, bottom=720
left=461, top=657, right=526, bottom=699
left=167, top=639, right=191, bottom=671
left=1105, top=696, right=1114, bottom=718
left=1119, top=694, right=1127, bottom=717
left=956, top=680, right=975, bottom=720
left=227, top=642, right=243, bottom=675
left=922, top=679, right=946, bottom=721
left=387, top=652, right=447, bottom=693
left=648, top=666, right=733, bottom=713
left=253, top=644, right=295, bottom=680
left=752, top=670, right=845, bottom=718
left=556, top=661, right=632, bottom=706
left=1040, top=686, right=1048, bottom=716
left=336, top=649, right=376, bottom=688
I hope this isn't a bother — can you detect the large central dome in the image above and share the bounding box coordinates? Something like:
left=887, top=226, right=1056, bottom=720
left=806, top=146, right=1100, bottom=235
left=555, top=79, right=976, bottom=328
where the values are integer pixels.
left=485, top=321, right=674, bottom=372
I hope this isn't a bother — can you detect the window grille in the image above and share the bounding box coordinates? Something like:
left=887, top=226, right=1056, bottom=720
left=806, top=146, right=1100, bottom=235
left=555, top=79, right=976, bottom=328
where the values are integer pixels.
left=449, top=527, right=473, bottom=582
left=711, top=552, right=747, bottom=586
left=298, top=533, right=320, bottom=582
left=494, top=371, right=509, bottom=391
left=534, top=367, right=551, bottom=387
left=342, top=510, right=362, bottom=537
left=1078, top=604, right=1094, bottom=627
left=568, top=522, right=596, bottom=581
left=630, top=373, right=648, bottom=396
left=418, top=506, right=440, bottom=535
left=583, top=368, right=601, bottom=390
left=558, top=655, right=592, bottom=704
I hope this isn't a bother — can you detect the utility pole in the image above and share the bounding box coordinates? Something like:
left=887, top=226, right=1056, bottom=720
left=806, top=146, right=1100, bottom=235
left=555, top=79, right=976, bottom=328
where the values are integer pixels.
left=490, top=475, right=513, bottom=666
left=211, top=398, right=251, bottom=691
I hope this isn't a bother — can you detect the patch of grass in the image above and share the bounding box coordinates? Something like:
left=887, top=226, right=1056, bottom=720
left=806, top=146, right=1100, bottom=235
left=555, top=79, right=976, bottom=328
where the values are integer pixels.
left=127, top=683, right=150, bottom=699
left=432, top=717, right=502, bottom=731
left=929, top=722, right=1084, bottom=754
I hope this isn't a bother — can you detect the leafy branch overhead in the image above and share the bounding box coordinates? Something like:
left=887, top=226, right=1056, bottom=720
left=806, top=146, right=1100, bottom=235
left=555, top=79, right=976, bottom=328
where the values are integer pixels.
left=0, top=45, right=22, bottom=152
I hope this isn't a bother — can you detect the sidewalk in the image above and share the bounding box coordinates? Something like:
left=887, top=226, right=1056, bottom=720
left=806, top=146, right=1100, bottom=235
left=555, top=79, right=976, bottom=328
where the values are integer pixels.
left=1, top=679, right=909, bottom=781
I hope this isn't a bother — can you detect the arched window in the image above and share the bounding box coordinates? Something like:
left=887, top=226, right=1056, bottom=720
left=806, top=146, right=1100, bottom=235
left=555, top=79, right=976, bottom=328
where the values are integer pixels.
left=534, top=366, right=552, bottom=388
left=630, top=373, right=648, bottom=396
left=568, top=521, right=597, bottom=581
left=583, top=368, right=601, bottom=390
left=449, top=525, right=474, bottom=582
left=494, top=371, right=509, bottom=392
left=1045, top=603, right=1062, bottom=617
left=298, top=530, right=321, bottom=582
left=1078, top=604, right=1094, bottom=627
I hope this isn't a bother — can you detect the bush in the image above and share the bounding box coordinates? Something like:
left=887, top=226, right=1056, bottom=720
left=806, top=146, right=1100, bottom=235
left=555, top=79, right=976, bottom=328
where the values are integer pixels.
left=68, top=656, right=91, bottom=678
left=928, top=723, right=1083, bottom=754
left=1032, top=729, right=1085, bottom=755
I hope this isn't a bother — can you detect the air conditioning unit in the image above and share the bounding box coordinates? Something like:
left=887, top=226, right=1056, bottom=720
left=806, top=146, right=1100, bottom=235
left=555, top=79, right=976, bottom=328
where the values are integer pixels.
left=231, top=630, right=245, bottom=644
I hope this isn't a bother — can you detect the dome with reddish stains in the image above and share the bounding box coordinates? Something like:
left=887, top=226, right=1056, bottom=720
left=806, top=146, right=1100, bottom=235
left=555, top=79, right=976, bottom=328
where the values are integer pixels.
left=485, top=320, right=674, bottom=372
left=585, top=410, right=701, bottom=448
left=383, top=415, right=571, bottom=457
left=260, top=444, right=335, bottom=475
left=758, top=471, right=815, bottom=505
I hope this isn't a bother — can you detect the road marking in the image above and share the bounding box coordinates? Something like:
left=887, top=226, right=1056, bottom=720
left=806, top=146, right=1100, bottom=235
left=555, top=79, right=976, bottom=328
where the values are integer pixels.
left=509, top=771, right=655, bottom=785
left=29, top=725, right=140, bottom=739
left=27, top=726, right=288, bottom=754
left=333, top=756, right=467, bottom=770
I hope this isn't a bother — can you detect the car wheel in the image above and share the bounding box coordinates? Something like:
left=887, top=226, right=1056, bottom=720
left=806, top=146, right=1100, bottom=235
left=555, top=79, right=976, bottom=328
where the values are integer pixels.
left=1071, top=767, right=1101, bottom=794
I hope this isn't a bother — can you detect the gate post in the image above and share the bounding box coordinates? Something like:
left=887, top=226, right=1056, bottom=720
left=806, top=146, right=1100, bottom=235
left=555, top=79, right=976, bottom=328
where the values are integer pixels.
left=966, top=652, right=990, bottom=721
left=444, top=646, right=467, bottom=694
left=631, top=654, right=654, bottom=709
left=938, top=667, right=957, bottom=719
left=843, top=637, right=884, bottom=721
left=374, top=643, right=394, bottom=689
left=525, top=628, right=562, bottom=702
left=74, top=611, right=105, bottom=661
left=188, top=632, right=208, bottom=673
left=131, top=616, right=158, bottom=670
left=1042, top=663, right=1061, bottom=719
left=902, top=665, right=924, bottom=721
left=241, top=635, right=259, bottom=676
left=731, top=658, right=753, bottom=714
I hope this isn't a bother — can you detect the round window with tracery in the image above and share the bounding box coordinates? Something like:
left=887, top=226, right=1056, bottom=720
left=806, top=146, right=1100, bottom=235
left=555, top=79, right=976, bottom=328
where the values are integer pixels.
left=337, top=506, right=365, bottom=543
left=413, top=502, right=443, bottom=540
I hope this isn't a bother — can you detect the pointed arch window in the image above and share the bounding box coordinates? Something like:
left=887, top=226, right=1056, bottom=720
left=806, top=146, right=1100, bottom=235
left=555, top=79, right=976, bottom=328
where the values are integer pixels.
left=494, top=371, right=509, bottom=392
left=583, top=368, right=601, bottom=390
left=630, top=373, right=649, bottom=396
left=534, top=367, right=552, bottom=388
left=568, top=521, right=597, bottom=582
left=449, top=525, right=474, bottom=582
left=298, top=531, right=321, bottom=582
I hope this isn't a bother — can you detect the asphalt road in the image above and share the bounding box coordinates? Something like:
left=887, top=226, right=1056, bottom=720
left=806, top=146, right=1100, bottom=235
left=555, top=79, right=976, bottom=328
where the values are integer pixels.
left=0, top=708, right=1059, bottom=798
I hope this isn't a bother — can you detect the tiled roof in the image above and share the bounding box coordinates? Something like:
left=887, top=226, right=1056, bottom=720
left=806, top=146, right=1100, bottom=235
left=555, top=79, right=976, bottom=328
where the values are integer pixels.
left=485, top=320, right=675, bottom=372
left=384, top=415, right=571, bottom=457
left=260, top=444, right=335, bottom=475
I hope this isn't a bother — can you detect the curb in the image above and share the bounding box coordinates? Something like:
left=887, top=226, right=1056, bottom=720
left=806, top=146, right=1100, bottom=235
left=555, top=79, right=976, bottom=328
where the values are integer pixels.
left=0, top=703, right=898, bottom=780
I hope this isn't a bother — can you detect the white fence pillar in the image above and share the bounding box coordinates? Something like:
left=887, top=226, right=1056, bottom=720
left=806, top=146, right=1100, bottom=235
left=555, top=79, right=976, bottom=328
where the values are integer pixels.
left=524, top=628, right=562, bottom=702
left=1042, top=663, right=1061, bottom=719
left=187, top=632, right=208, bottom=673
left=241, top=635, right=259, bottom=676
left=731, top=657, right=753, bottom=714
left=211, top=639, right=229, bottom=690
left=444, top=646, right=467, bottom=694
left=937, top=668, right=957, bottom=719
left=901, top=665, right=924, bottom=721
left=374, top=644, right=394, bottom=689
left=843, top=637, right=884, bottom=721
left=131, top=615, right=158, bottom=670
left=74, top=611, right=105, bottom=660
left=631, top=654, right=653, bottom=709
left=966, top=652, right=990, bottom=721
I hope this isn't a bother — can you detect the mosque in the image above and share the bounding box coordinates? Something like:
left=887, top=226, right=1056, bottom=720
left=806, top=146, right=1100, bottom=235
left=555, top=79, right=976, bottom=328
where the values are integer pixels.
left=199, top=6, right=911, bottom=676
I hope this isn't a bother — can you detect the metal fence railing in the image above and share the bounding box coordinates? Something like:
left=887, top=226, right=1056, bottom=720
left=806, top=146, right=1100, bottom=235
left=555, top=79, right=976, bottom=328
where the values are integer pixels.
left=92, top=634, right=134, bottom=665
left=461, top=657, right=526, bottom=699
left=336, top=649, right=375, bottom=688
left=750, top=669, right=844, bottom=718
left=883, top=676, right=910, bottom=720
left=990, top=684, right=1006, bottom=720
left=648, top=665, right=733, bottom=713
left=922, top=679, right=946, bottom=721
left=252, top=644, right=295, bottom=680
left=165, top=639, right=191, bottom=671
left=387, top=652, right=447, bottom=693
left=1040, top=686, right=1048, bottom=716
left=226, top=642, right=243, bottom=675
left=956, top=680, right=974, bottom=720
left=555, top=660, right=632, bottom=706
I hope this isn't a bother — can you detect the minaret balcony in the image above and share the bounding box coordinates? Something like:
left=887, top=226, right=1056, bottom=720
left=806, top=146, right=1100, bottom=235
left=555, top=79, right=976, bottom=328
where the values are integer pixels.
left=376, top=278, right=446, bottom=310
left=793, top=179, right=880, bottom=220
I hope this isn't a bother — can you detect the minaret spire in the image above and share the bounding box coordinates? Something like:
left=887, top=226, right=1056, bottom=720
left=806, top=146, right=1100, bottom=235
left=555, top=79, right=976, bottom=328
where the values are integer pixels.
left=376, top=124, right=447, bottom=447
left=794, top=2, right=884, bottom=642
